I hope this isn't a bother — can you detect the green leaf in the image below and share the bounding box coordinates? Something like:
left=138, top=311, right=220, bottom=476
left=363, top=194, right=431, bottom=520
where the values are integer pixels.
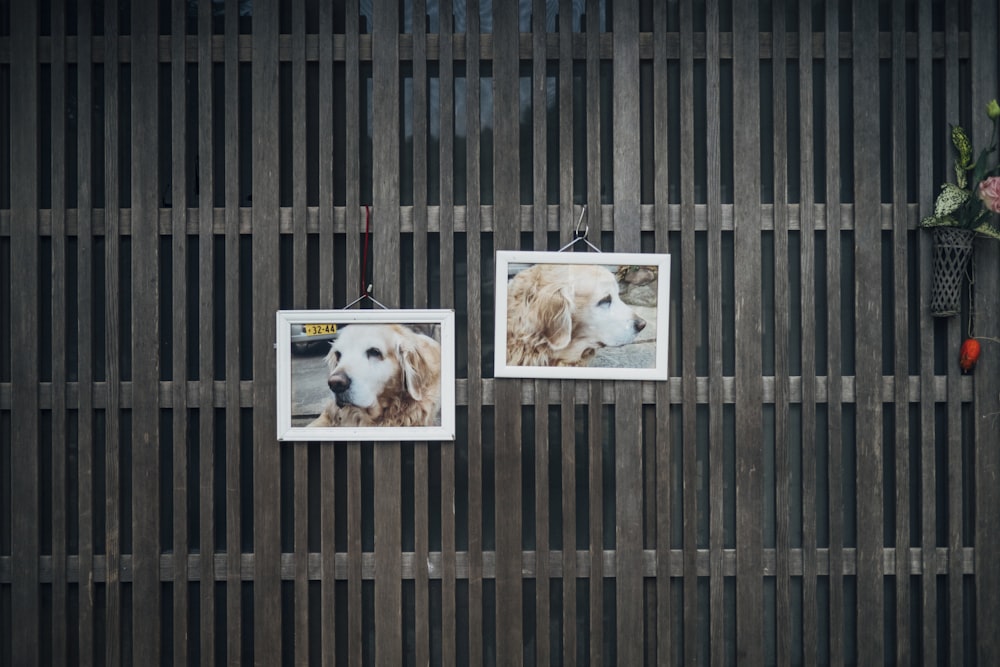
left=920, top=214, right=957, bottom=228
left=952, top=125, right=974, bottom=168
left=934, top=183, right=971, bottom=217
left=972, top=217, right=1000, bottom=241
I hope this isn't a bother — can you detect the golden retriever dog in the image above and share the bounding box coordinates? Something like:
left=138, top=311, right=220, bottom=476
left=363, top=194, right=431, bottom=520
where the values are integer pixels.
left=506, top=263, right=647, bottom=367
left=308, top=324, right=442, bottom=427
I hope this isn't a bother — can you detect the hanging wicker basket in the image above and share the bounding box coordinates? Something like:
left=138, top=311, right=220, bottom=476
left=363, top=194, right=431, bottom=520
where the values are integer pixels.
left=930, top=226, right=975, bottom=317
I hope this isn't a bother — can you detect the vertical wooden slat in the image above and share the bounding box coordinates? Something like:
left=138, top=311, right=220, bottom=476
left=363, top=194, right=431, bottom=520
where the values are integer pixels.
left=915, top=0, right=937, bottom=662
left=611, top=1, right=643, bottom=664
left=971, top=0, right=1000, bottom=661
left=798, top=1, right=819, bottom=663
left=411, top=2, right=431, bottom=664
left=464, top=1, right=484, bottom=663
left=823, top=1, right=845, bottom=660
left=76, top=1, right=96, bottom=661
left=344, top=2, right=364, bottom=662
left=942, top=7, right=966, bottom=666
left=170, top=0, right=190, bottom=662
left=412, top=0, right=429, bottom=309
left=493, top=0, right=522, bottom=663
left=678, top=0, right=699, bottom=662
left=587, top=379, right=604, bottom=666
left=920, top=3, right=944, bottom=663
left=733, top=0, right=763, bottom=662
left=652, top=0, right=673, bottom=664
left=9, top=0, right=39, bottom=663
left=529, top=0, right=551, bottom=653
left=196, top=0, right=216, bottom=661
left=584, top=1, right=604, bottom=662
left=223, top=0, right=243, bottom=662
left=103, top=4, right=123, bottom=662
left=560, top=381, right=576, bottom=664
left=852, top=0, right=884, bottom=663
left=252, top=0, right=282, bottom=662
left=889, top=1, right=912, bottom=662
left=290, top=0, right=310, bottom=665
left=771, top=4, right=793, bottom=665
left=372, top=1, right=403, bottom=664
left=705, top=0, right=725, bottom=664
left=317, top=1, right=336, bottom=658
left=49, top=2, right=69, bottom=663
left=437, top=1, right=457, bottom=663
left=132, top=0, right=162, bottom=660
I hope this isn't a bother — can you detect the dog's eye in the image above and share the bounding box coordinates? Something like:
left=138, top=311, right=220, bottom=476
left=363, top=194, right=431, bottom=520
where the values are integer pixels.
left=366, top=347, right=383, bottom=360
left=598, top=295, right=612, bottom=307
left=333, top=350, right=342, bottom=361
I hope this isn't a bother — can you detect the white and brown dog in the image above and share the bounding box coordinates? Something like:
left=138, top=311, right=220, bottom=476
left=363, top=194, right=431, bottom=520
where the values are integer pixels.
left=506, top=263, right=646, bottom=367
left=309, top=324, right=442, bottom=427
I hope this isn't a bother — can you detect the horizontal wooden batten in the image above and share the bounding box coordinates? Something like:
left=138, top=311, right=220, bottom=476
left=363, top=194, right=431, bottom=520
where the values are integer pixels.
left=0, top=375, right=976, bottom=411
left=9, top=202, right=924, bottom=237
left=7, top=32, right=968, bottom=64
left=1, top=547, right=976, bottom=585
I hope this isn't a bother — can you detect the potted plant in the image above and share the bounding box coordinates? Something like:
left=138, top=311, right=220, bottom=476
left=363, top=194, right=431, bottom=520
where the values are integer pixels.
left=920, top=98, right=1000, bottom=317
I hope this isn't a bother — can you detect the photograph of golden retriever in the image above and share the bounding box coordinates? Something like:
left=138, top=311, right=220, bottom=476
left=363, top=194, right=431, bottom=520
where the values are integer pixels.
left=307, top=323, right=442, bottom=428
left=505, top=263, right=649, bottom=367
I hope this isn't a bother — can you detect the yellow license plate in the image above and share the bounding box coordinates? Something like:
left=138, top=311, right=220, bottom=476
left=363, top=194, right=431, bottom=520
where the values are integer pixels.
left=303, top=323, right=338, bottom=336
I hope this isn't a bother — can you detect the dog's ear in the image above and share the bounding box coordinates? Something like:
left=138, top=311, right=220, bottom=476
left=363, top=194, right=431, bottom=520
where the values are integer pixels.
left=398, top=333, right=441, bottom=401
left=532, top=284, right=573, bottom=350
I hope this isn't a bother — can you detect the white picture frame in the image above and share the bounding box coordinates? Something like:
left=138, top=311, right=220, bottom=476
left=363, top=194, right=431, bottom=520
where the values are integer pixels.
left=276, top=309, right=456, bottom=441
left=494, top=251, right=670, bottom=380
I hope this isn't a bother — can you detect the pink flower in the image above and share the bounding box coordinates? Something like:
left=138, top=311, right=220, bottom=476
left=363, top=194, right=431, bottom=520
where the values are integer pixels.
left=980, top=177, right=1000, bottom=214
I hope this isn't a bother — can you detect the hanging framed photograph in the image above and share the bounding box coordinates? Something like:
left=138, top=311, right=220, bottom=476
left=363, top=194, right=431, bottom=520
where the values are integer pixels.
left=276, top=309, right=456, bottom=441
left=494, top=251, right=670, bottom=380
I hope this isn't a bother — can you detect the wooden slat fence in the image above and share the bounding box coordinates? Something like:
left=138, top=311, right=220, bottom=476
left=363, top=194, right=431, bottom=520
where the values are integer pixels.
left=1, top=0, right=1000, bottom=665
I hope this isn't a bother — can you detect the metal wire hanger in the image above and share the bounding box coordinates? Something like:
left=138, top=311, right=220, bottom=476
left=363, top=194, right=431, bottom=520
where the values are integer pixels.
left=557, top=205, right=602, bottom=253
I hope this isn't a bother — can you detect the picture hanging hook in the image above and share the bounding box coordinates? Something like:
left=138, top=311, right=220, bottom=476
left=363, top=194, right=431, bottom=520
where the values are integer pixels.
left=342, top=283, right=390, bottom=310
left=558, top=205, right=602, bottom=253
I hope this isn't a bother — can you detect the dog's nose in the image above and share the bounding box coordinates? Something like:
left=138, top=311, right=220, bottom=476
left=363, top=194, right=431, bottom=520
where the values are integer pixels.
left=328, top=374, right=351, bottom=393
left=634, top=318, right=646, bottom=332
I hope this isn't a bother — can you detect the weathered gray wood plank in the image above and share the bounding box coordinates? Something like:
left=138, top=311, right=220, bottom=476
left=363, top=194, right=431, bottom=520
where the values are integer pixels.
left=612, top=1, right=643, bottom=663
left=372, top=1, right=404, bottom=665
left=493, top=0, right=523, bottom=662
left=705, top=0, right=726, bottom=663
left=917, top=1, right=938, bottom=663
left=223, top=0, right=244, bottom=663
left=412, top=3, right=431, bottom=663
left=437, top=1, right=457, bottom=663
left=733, top=0, right=764, bottom=662
left=196, top=0, right=217, bottom=661
left=464, top=2, right=485, bottom=663
left=771, top=4, right=794, bottom=665
left=9, top=1, right=40, bottom=663
left=169, top=0, right=191, bottom=662
left=824, top=1, right=846, bottom=660
left=48, top=2, right=69, bottom=662
left=678, top=0, right=700, bottom=662
left=798, top=1, right=819, bottom=662
left=103, top=3, right=123, bottom=661
left=252, top=0, right=283, bottom=663
left=75, top=1, right=97, bottom=661
left=971, top=0, right=1000, bottom=663
left=290, top=1, right=312, bottom=662
left=852, top=0, right=885, bottom=662
left=585, top=1, right=605, bottom=663
left=890, top=1, right=912, bottom=662
left=133, top=0, right=163, bottom=656
left=561, top=381, right=577, bottom=664
left=972, top=0, right=1000, bottom=665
